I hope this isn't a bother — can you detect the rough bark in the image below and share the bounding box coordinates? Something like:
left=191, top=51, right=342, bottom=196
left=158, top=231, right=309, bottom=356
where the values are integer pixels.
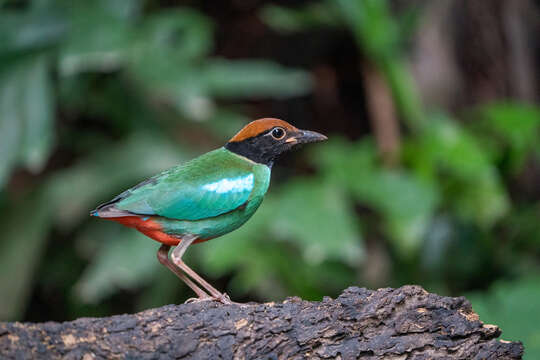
left=0, top=286, right=523, bottom=359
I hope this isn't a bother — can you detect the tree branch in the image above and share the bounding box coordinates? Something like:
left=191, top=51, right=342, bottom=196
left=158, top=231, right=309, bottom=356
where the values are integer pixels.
left=0, top=286, right=523, bottom=359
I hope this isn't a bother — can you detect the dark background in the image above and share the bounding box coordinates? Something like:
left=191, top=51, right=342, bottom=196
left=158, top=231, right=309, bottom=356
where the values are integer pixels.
left=1, top=0, right=539, bottom=357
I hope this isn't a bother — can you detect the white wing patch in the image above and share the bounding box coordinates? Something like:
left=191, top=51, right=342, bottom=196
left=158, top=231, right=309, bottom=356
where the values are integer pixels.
left=202, top=174, right=254, bottom=194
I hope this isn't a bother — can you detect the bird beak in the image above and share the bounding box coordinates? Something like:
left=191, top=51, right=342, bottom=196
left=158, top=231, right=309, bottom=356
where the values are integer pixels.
left=287, top=129, right=328, bottom=144
left=295, top=130, right=328, bottom=144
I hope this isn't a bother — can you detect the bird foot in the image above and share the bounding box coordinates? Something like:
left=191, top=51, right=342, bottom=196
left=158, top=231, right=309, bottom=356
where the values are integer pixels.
left=213, top=292, right=246, bottom=305
left=184, top=293, right=238, bottom=305
left=214, top=292, right=233, bottom=304
left=184, top=296, right=214, bottom=304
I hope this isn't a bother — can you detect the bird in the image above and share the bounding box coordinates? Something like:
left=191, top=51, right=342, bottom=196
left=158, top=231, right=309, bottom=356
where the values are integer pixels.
left=91, top=118, right=327, bottom=303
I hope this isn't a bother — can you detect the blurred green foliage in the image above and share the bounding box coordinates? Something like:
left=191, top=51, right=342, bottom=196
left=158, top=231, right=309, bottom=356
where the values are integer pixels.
left=1, top=0, right=539, bottom=357
left=469, top=276, right=540, bottom=359
left=0, top=0, right=312, bottom=318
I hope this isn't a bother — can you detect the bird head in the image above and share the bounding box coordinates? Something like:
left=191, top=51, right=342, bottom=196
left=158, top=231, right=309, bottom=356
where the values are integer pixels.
left=225, top=118, right=327, bottom=166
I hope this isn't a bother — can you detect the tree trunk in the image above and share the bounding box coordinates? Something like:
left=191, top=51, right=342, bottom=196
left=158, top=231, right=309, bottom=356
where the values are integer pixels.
left=0, top=286, right=523, bottom=359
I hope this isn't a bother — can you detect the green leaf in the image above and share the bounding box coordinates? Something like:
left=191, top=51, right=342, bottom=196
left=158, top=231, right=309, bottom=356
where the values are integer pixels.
left=0, top=8, right=65, bottom=56
left=313, top=137, right=377, bottom=185
left=129, top=58, right=312, bottom=120
left=127, top=51, right=212, bottom=120
left=202, top=59, right=313, bottom=99
left=226, top=241, right=353, bottom=301
left=136, top=9, right=213, bottom=60
left=74, top=223, right=159, bottom=303
left=418, top=114, right=494, bottom=179
left=135, top=272, right=182, bottom=311
left=315, top=138, right=438, bottom=257
left=268, top=179, right=363, bottom=265
left=0, top=64, right=23, bottom=188
left=476, top=103, right=540, bottom=173
left=59, top=2, right=136, bottom=75
left=503, top=205, right=540, bottom=250
left=335, top=0, right=398, bottom=60
left=350, top=167, right=438, bottom=257
left=260, top=2, right=340, bottom=33
left=0, top=55, right=55, bottom=186
left=364, top=171, right=437, bottom=256
left=447, top=174, right=508, bottom=228
left=468, top=276, right=540, bottom=360
left=381, top=58, right=425, bottom=131
left=0, top=193, right=52, bottom=320
left=19, top=55, right=54, bottom=172
left=480, top=103, right=540, bottom=149
left=95, top=0, right=143, bottom=20
left=407, top=114, right=509, bottom=227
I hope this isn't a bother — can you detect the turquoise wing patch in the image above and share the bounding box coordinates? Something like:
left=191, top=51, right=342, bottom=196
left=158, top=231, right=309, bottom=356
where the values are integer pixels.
left=114, top=149, right=256, bottom=221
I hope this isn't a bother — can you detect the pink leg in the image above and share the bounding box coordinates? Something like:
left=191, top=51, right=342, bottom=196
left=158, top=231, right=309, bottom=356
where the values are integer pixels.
left=171, top=235, right=233, bottom=304
left=157, top=245, right=211, bottom=301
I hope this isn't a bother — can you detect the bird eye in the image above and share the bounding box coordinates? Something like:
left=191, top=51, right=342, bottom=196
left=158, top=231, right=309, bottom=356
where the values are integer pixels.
left=271, top=127, right=286, bottom=140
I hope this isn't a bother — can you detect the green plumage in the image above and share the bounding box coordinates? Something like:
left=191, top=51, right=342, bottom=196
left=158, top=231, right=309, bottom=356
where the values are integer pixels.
left=98, top=147, right=271, bottom=240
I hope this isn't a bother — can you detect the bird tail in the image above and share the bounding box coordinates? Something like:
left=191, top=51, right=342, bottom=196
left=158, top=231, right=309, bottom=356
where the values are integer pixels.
left=91, top=201, right=133, bottom=218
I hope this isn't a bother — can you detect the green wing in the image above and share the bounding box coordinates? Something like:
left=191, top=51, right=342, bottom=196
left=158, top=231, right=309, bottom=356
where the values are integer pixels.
left=113, top=148, right=256, bottom=220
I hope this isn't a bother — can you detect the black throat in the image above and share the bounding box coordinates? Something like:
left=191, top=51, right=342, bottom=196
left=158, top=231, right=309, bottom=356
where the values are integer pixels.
left=225, top=134, right=285, bottom=167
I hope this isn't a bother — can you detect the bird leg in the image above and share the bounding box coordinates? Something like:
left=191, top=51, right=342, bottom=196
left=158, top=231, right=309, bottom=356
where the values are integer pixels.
left=157, top=244, right=211, bottom=302
left=171, top=235, right=233, bottom=304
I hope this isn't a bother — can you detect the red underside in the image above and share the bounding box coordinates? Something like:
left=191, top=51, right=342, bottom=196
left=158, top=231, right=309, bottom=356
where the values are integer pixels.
left=106, top=216, right=209, bottom=246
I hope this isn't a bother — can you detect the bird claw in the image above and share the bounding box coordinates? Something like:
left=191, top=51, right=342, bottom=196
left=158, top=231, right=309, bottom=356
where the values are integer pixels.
left=215, top=292, right=232, bottom=304
left=214, top=292, right=245, bottom=305
left=184, top=293, right=236, bottom=305
left=184, top=296, right=213, bottom=304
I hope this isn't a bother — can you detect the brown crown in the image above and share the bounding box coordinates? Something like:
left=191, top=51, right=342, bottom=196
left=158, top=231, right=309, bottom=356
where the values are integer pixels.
left=228, top=118, right=298, bottom=142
